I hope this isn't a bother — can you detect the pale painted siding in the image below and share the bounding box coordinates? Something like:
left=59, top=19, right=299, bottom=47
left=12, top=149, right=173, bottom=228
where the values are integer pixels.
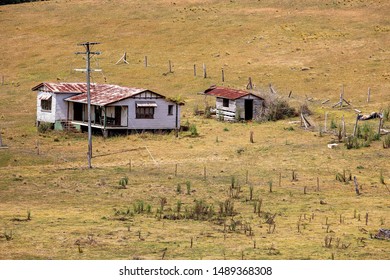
left=54, top=93, right=75, bottom=121
left=68, top=103, right=74, bottom=120
left=121, top=107, right=128, bottom=126
left=113, top=98, right=180, bottom=130
left=37, top=91, right=55, bottom=123
left=37, top=91, right=77, bottom=123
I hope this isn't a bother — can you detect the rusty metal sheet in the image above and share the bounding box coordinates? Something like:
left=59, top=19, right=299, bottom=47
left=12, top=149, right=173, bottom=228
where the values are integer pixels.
left=33, top=82, right=148, bottom=106
left=66, top=84, right=147, bottom=106
left=204, top=86, right=262, bottom=100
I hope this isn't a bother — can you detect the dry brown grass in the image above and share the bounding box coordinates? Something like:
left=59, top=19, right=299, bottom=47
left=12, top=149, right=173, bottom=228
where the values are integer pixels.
left=0, top=0, right=389, bottom=260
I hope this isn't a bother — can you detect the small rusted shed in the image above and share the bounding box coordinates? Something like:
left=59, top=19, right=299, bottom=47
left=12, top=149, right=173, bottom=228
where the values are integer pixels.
left=204, top=86, right=264, bottom=121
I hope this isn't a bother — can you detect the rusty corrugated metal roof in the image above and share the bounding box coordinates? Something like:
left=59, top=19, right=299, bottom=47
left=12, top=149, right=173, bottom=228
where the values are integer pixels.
left=32, top=82, right=88, bottom=93
left=65, top=84, right=148, bottom=106
left=32, top=82, right=149, bottom=106
left=204, top=86, right=263, bottom=100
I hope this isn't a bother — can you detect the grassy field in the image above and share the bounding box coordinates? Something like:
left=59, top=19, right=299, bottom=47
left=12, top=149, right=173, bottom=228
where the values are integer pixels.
left=0, top=0, right=389, bottom=260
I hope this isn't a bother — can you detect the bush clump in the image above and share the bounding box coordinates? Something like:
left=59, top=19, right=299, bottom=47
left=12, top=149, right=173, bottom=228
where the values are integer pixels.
left=254, top=90, right=298, bottom=122
left=38, top=122, right=53, bottom=133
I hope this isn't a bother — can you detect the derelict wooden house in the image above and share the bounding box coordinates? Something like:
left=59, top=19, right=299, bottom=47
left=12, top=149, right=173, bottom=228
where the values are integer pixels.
left=33, top=82, right=183, bottom=135
left=204, top=86, right=264, bottom=121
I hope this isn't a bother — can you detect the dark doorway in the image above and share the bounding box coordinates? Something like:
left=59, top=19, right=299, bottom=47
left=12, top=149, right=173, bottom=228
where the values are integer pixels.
left=244, top=99, right=253, bottom=120
left=95, top=106, right=102, bottom=125
left=115, top=106, right=121, bottom=126
left=73, top=103, right=83, bottom=121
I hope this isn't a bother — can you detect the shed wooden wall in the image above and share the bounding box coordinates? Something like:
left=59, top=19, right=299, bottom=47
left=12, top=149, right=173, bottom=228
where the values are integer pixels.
left=215, top=94, right=263, bottom=121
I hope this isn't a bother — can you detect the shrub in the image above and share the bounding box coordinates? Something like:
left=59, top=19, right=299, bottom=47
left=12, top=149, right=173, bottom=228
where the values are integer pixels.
left=176, top=184, right=182, bottom=194
left=383, top=106, right=390, bottom=121
left=186, top=181, right=191, bottom=195
left=204, top=106, right=212, bottom=119
left=380, top=170, right=385, bottom=185
left=38, top=122, right=53, bottom=133
left=189, top=124, right=199, bottom=137
left=268, top=99, right=297, bottom=121
left=330, top=119, right=337, bottom=129
left=255, top=95, right=298, bottom=122
left=383, top=134, right=390, bottom=149
left=118, top=177, right=128, bottom=188
left=345, top=136, right=360, bottom=149
left=133, top=200, right=145, bottom=214
left=359, top=122, right=374, bottom=141
left=176, top=200, right=182, bottom=213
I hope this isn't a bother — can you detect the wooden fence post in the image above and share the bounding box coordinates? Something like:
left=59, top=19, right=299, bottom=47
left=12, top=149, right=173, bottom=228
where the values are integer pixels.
left=341, top=115, right=346, bottom=137
left=247, top=77, right=253, bottom=90
left=317, top=177, right=320, bottom=191
left=193, top=64, right=196, bottom=76
left=367, top=88, right=371, bottom=103
left=221, top=68, right=225, bottom=82
left=324, top=112, right=328, bottom=132
left=203, top=63, right=207, bottom=78
left=36, top=139, right=40, bottom=155
left=353, top=115, right=359, bottom=137
left=144, top=56, right=148, bottom=67
left=279, top=172, right=281, bottom=187
left=353, top=176, right=360, bottom=195
left=169, top=60, right=172, bottom=73
left=0, top=128, right=3, bottom=147
left=378, top=117, right=383, bottom=136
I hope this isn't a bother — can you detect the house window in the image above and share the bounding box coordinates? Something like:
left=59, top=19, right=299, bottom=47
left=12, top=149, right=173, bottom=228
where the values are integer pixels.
left=136, top=106, right=155, bottom=119
left=168, top=105, right=174, bottom=115
left=41, top=97, right=52, bottom=111
left=222, top=98, right=229, bottom=107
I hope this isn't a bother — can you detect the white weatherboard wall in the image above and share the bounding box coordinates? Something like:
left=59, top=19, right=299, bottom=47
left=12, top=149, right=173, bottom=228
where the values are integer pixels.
left=113, top=98, right=180, bottom=130
left=55, top=94, right=76, bottom=121
left=37, top=91, right=55, bottom=123
left=37, top=91, right=76, bottom=123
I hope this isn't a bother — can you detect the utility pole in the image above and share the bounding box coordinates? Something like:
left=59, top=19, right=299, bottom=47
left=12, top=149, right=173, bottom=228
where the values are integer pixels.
left=75, top=42, right=101, bottom=169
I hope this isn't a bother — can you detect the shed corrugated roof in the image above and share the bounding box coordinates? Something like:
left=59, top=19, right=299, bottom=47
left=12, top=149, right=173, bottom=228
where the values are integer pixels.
left=32, top=82, right=149, bottom=106
left=204, top=86, right=262, bottom=100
